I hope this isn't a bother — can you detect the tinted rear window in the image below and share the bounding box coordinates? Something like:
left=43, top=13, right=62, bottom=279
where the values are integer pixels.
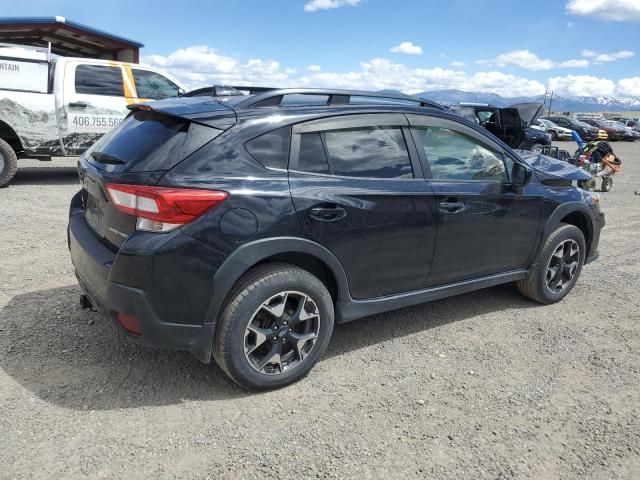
left=75, top=65, right=123, bottom=96
left=87, top=110, right=221, bottom=172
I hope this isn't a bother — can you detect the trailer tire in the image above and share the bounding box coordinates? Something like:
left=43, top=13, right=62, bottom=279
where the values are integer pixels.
left=0, top=138, right=18, bottom=188
left=600, top=176, right=613, bottom=192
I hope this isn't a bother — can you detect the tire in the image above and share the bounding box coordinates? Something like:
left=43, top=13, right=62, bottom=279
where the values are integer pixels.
left=550, top=131, right=558, bottom=141
left=212, top=263, right=334, bottom=390
left=530, top=143, right=544, bottom=153
left=0, top=138, right=18, bottom=188
left=601, top=176, right=613, bottom=192
left=517, top=223, right=586, bottom=305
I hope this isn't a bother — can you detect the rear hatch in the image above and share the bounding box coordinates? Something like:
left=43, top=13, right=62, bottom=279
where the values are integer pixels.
left=507, top=102, right=543, bottom=128
left=79, top=98, right=235, bottom=250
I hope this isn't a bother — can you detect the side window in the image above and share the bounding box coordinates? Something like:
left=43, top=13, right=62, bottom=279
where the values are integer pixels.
left=132, top=69, right=181, bottom=99
left=298, top=132, right=330, bottom=174
left=75, top=65, right=123, bottom=96
left=414, top=126, right=507, bottom=181
left=476, top=110, right=494, bottom=124
left=245, top=126, right=291, bottom=170
left=322, top=126, right=413, bottom=179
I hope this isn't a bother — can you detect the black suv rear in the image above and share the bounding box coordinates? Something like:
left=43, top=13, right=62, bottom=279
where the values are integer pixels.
left=69, top=88, right=604, bottom=390
left=450, top=102, right=551, bottom=152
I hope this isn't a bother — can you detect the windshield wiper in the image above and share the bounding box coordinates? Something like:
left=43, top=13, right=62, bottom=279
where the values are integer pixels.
left=91, top=151, right=126, bottom=165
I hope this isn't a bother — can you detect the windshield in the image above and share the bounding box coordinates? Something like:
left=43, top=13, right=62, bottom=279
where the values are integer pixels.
left=539, top=119, right=557, bottom=128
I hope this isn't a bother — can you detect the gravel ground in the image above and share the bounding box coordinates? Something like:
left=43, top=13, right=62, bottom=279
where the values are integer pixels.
left=1, top=143, right=639, bottom=479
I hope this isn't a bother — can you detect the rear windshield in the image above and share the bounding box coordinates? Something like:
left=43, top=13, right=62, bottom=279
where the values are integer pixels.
left=87, top=110, right=221, bottom=172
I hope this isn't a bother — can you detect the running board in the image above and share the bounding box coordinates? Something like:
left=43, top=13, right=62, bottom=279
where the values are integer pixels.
left=338, top=269, right=528, bottom=323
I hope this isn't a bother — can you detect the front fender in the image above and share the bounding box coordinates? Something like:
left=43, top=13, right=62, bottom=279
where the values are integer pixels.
left=526, top=200, right=597, bottom=279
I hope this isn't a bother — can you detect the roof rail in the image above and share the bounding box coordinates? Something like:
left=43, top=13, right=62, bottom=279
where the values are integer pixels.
left=233, top=88, right=444, bottom=110
left=229, top=85, right=277, bottom=95
left=181, top=85, right=277, bottom=97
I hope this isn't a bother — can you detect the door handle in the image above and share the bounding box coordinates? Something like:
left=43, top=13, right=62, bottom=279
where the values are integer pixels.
left=69, top=101, right=88, bottom=108
left=439, top=201, right=465, bottom=213
left=310, top=205, right=347, bottom=222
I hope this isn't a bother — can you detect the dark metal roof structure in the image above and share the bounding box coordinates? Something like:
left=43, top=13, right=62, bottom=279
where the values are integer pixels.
left=0, top=16, right=143, bottom=62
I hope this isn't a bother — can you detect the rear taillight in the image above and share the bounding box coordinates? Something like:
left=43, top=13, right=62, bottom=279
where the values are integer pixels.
left=106, top=183, right=228, bottom=233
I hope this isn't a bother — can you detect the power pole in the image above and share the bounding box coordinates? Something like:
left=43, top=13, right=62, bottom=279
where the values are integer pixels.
left=547, top=91, right=554, bottom=116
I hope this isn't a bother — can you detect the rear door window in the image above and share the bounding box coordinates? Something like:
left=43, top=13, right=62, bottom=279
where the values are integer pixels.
left=75, top=65, right=123, bottom=96
left=322, top=126, right=413, bottom=179
left=132, top=69, right=181, bottom=99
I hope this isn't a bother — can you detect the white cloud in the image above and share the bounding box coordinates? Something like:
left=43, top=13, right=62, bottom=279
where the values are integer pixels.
left=493, top=50, right=555, bottom=70
left=557, top=59, right=590, bottom=68
left=617, top=77, right=640, bottom=96
left=390, top=41, right=423, bottom=55
left=491, top=49, right=588, bottom=71
left=582, top=49, right=635, bottom=63
left=567, top=0, right=640, bottom=21
left=450, top=61, right=466, bottom=67
left=304, top=0, right=360, bottom=12
left=548, top=74, right=616, bottom=96
left=141, top=46, right=290, bottom=88
left=143, top=45, right=639, bottom=100
left=599, top=50, right=632, bottom=62
left=549, top=74, right=640, bottom=97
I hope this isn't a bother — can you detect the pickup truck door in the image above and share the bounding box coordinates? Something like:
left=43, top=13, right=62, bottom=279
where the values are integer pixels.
left=62, top=61, right=132, bottom=154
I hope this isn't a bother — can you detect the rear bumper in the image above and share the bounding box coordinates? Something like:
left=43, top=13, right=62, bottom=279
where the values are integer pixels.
left=68, top=194, right=215, bottom=363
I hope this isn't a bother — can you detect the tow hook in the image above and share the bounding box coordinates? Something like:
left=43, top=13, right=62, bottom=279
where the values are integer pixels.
left=80, top=294, right=94, bottom=310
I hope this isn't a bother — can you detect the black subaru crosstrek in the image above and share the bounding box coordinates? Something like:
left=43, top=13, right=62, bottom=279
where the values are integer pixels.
left=68, top=88, right=604, bottom=390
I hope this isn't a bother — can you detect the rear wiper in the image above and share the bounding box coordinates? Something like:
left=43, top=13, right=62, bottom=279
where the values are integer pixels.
left=91, top=151, right=126, bottom=165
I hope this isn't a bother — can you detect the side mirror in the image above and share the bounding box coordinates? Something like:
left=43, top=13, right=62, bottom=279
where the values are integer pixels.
left=511, top=162, right=532, bottom=188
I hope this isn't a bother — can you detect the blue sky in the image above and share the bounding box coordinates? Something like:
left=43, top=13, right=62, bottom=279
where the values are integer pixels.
left=2, top=0, right=640, bottom=97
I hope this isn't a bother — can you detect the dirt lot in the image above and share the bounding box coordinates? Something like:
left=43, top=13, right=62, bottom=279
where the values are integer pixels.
left=1, top=143, right=639, bottom=479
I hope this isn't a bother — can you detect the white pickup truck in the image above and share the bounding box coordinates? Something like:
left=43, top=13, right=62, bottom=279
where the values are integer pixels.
left=0, top=43, right=185, bottom=186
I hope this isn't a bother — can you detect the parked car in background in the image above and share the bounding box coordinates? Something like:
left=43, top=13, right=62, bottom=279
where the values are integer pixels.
left=450, top=102, right=550, bottom=152
left=533, top=118, right=572, bottom=140
left=610, top=117, right=639, bottom=129
left=543, top=117, right=601, bottom=141
left=624, top=120, right=640, bottom=133
left=68, top=88, right=603, bottom=390
left=581, top=119, right=630, bottom=141
left=0, top=43, right=185, bottom=187
left=603, top=120, right=640, bottom=141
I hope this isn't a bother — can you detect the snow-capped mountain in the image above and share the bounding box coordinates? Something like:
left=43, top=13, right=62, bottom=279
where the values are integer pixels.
left=414, top=89, right=640, bottom=112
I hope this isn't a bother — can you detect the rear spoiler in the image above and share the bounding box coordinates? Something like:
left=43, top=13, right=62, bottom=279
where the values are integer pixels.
left=126, top=99, right=237, bottom=130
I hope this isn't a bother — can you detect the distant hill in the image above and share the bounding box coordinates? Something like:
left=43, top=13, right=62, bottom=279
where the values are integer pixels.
left=411, top=89, right=640, bottom=112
